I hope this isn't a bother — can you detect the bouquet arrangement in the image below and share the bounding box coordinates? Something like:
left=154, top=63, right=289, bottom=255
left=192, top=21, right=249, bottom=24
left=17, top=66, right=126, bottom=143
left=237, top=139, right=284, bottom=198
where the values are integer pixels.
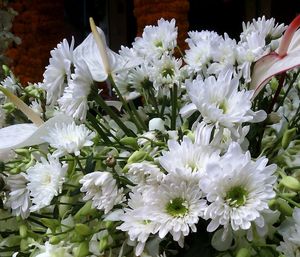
left=0, top=13, right=300, bottom=257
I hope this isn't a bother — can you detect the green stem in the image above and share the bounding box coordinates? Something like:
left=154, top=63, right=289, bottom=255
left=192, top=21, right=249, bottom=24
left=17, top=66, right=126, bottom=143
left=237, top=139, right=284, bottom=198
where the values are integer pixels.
left=160, top=95, right=167, bottom=118
left=87, top=112, right=111, bottom=144
left=91, top=88, right=136, bottom=137
left=108, top=75, right=142, bottom=132
left=277, top=191, right=300, bottom=208
left=171, top=84, right=178, bottom=130
left=74, top=155, right=84, bottom=172
left=128, top=100, right=147, bottom=130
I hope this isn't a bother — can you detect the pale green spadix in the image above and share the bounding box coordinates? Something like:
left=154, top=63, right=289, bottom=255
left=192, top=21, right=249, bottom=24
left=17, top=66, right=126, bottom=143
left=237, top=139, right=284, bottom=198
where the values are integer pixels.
left=0, top=85, right=73, bottom=150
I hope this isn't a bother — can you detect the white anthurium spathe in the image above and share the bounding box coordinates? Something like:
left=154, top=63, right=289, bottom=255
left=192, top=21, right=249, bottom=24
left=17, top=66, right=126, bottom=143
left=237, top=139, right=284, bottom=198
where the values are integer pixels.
left=250, top=14, right=300, bottom=98
left=0, top=85, right=73, bottom=151
left=74, top=18, right=125, bottom=82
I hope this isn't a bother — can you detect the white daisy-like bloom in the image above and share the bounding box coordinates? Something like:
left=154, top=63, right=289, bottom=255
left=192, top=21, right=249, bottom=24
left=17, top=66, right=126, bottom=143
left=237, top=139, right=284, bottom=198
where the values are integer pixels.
left=236, top=31, right=270, bottom=82
left=186, top=30, right=221, bottom=47
left=0, top=106, right=6, bottom=128
left=58, top=61, right=93, bottom=121
left=133, top=18, right=177, bottom=59
left=5, top=173, right=31, bottom=219
left=199, top=142, right=277, bottom=234
left=114, top=71, right=141, bottom=101
left=241, top=16, right=286, bottom=43
left=117, top=189, right=159, bottom=256
left=43, top=37, right=74, bottom=105
left=127, top=161, right=164, bottom=188
left=180, top=70, right=266, bottom=128
left=43, top=121, right=95, bottom=157
left=26, top=154, right=68, bottom=212
left=0, top=71, right=19, bottom=94
left=79, top=171, right=124, bottom=214
left=207, top=34, right=237, bottom=75
left=147, top=172, right=207, bottom=245
left=35, top=241, right=72, bottom=257
left=149, top=54, right=182, bottom=95
left=159, top=136, right=220, bottom=177
left=30, top=100, right=43, bottom=117
left=277, top=208, right=300, bottom=257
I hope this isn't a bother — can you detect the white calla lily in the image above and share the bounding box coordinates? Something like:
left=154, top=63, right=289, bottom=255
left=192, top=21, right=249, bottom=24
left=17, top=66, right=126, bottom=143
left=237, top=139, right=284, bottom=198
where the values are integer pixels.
left=250, top=15, right=300, bottom=98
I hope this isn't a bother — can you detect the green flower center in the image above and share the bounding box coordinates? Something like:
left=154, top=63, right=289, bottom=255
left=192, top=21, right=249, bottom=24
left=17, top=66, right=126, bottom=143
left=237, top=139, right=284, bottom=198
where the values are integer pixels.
left=162, top=67, right=175, bottom=78
left=166, top=197, right=188, bottom=217
left=225, top=186, right=248, bottom=207
left=219, top=100, right=228, bottom=114
left=155, top=41, right=163, bottom=48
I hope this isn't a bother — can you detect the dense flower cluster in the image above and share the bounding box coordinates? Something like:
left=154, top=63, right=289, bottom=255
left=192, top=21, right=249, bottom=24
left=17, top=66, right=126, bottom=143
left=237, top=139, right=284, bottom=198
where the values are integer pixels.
left=0, top=14, right=300, bottom=257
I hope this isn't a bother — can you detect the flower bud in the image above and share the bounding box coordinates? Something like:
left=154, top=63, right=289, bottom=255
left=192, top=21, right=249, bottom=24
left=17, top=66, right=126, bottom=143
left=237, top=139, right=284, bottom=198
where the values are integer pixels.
left=74, top=201, right=94, bottom=220
left=270, top=77, right=279, bottom=91
left=99, top=235, right=109, bottom=252
left=127, top=150, right=152, bottom=164
left=149, top=118, right=165, bottom=131
left=280, top=176, right=300, bottom=191
left=73, top=241, right=90, bottom=257
left=2, top=102, right=15, bottom=112
left=20, top=238, right=29, bottom=252
left=265, top=112, right=281, bottom=125
left=120, top=137, right=138, bottom=149
left=40, top=218, right=60, bottom=232
left=19, top=224, right=27, bottom=238
left=105, top=155, right=116, bottom=168
left=281, top=128, right=297, bottom=149
left=236, top=248, right=251, bottom=257
left=276, top=198, right=293, bottom=216
left=49, top=235, right=65, bottom=245
left=75, top=223, right=92, bottom=236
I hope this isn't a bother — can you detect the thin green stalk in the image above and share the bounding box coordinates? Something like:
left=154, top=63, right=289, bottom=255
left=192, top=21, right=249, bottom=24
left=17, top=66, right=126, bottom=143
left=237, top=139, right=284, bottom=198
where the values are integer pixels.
left=87, top=112, right=111, bottom=144
left=129, top=100, right=147, bottom=130
left=171, top=84, right=178, bottom=130
left=91, top=89, right=136, bottom=137
left=277, top=191, right=300, bottom=208
left=160, top=95, right=167, bottom=118
left=108, top=75, right=142, bottom=131
left=74, top=155, right=84, bottom=172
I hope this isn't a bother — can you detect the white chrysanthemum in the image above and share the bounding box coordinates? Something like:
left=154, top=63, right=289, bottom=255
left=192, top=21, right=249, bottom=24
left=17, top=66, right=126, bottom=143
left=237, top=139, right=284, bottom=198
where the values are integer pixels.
left=58, top=61, right=93, bottom=121
left=277, top=208, right=300, bottom=257
left=180, top=70, right=266, bottom=128
left=79, top=171, right=124, bottom=214
left=26, top=154, right=68, bottom=211
left=186, top=30, right=221, bottom=47
left=43, top=121, right=95, bottom=157
left=147, top=173, right=207, bottom=245
left=0, top=106, right=6, bottom=128
left=241, top=16, right=286, bottom=42
left=43, top=37, right=74, bottom=105
left=127, top=162, right=164, bottom=187
left=30, top=100, right=43, bottom=117
left=114, top=71, right=141, bottom=101
left=5, top=173, right=31, bottom=219
left=35, top=241, right=72, bottom=257
left=0, top=71, right=19, bottom=94
left=159, top=136, right=220, bottom=176
left=117, top=189, right=158, bottom=256
left=149, top=54, right=182, bottom=94
left=133, top=18, right=177, bottom=58
left=200, top=142, right=277, bottom=233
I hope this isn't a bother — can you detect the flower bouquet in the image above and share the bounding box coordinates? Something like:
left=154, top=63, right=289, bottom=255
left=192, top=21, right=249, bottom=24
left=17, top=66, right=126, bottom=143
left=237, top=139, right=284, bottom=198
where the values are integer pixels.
left=0, top=13, right=300, bottom=257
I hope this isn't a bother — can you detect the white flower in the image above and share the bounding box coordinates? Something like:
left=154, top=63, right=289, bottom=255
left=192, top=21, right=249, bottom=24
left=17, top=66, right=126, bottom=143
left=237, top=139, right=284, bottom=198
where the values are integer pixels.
left=277, top=208, right=300, bottom=257
left=200, top=143, right=277, bottom=234
left=241, top=16, right=286, bottom=43
left=114, top=71, right=141, bottom=101
left=117, top=189, right=158, bottom=256
left=43, top=37, right=74, bottom=105
left=0, top=71, right=19, bottom=95
left=5, top=173, right=31, bottom=219
left=43, top=121, right=95, bottom=157
left=147, top=173, right=206, bottom=245
left=149, top=54, right=182, bottom=94
left=133, top=18, right=177, bottom=59
left=30, top=100, right=43, bottom=117
left=79, top=171, right=124, bottom=214
left=180, top=70, right=266, bottom=128
left=0, top=106, right=6, bottom=128
left=26, top=154, right=68, bottom=211
left=58, top=61, right=93, bottom=121
left=35, top=241, right=72, bottom=257
left=159, top=136, right=220, bottom=177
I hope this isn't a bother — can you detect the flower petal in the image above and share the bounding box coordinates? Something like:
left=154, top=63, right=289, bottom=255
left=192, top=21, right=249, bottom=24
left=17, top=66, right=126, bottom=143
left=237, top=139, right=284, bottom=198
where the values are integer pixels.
left=0, top=114, right=73, bottom=151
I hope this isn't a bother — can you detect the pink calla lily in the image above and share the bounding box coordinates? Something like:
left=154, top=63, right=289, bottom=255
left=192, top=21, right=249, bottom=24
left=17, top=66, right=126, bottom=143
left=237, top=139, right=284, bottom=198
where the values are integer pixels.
left=250, top=15, right=300, bottom=98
